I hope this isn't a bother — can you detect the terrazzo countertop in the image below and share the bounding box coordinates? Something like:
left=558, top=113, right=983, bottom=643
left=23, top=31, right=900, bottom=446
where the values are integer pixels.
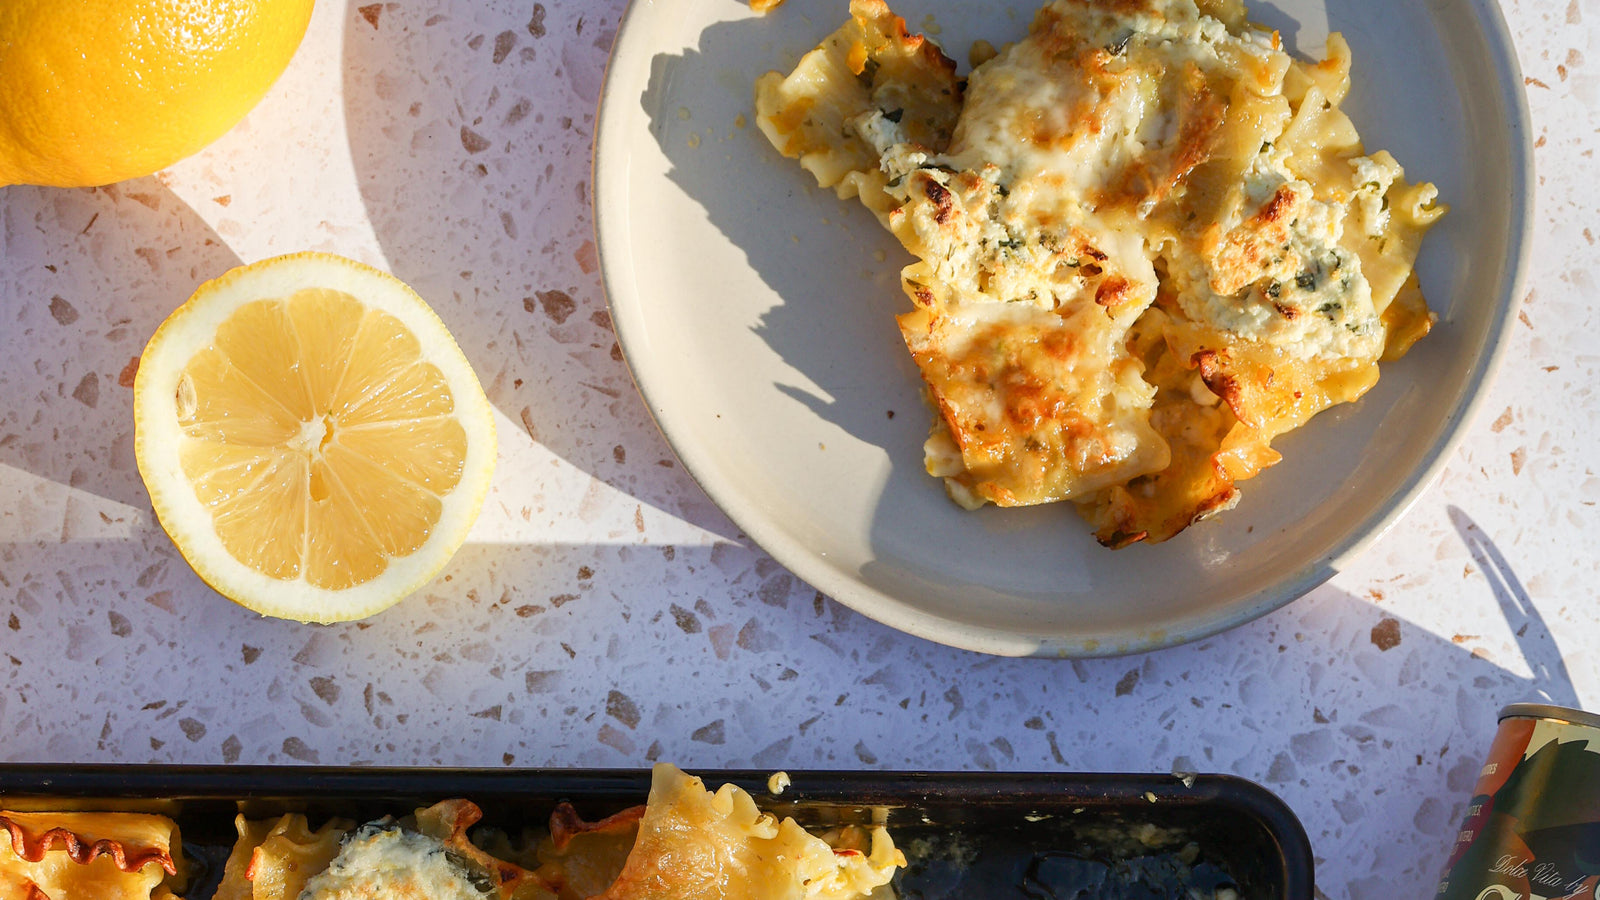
left=0, top=0, right=1595, bottom=897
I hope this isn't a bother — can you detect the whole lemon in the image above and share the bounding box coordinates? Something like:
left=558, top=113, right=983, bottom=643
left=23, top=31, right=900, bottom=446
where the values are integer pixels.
left=0, top=0, right=315, bottom=188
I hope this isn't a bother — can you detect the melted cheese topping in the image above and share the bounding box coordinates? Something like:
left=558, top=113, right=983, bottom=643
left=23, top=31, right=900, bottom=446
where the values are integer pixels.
left=299, top=824, right=490, bottom=900
left=946, top=1, right=1284, bottom=215
left=901, top=299, right=1166, bottom=505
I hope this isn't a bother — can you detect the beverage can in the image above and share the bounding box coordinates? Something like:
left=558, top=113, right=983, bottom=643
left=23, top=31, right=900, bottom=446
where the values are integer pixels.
left=1436, top=702, right=1600, bottom=900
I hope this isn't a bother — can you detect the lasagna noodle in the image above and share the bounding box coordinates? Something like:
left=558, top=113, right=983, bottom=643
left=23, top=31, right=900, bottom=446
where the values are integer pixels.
left=213, top=813, right=353, bottom=900
left=1073, top=306, right=1242, bottom=547
left=526, top=805, right=644, bottom=900
left=595, top=763, right=902, bottom=900
left=0, top=811, right=184, bottom=900
left=753, top=0, right=963, bottom=223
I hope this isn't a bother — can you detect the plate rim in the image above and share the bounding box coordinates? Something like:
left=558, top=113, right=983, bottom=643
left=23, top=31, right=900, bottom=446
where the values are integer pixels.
left=591, top=0, right=1535, bottom=657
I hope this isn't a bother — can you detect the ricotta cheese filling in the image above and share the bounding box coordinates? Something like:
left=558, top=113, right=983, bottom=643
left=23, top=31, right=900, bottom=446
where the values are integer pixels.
left=299, top=822, right=491, bottom=900
left=1171, top=146, right=1385, bottom=362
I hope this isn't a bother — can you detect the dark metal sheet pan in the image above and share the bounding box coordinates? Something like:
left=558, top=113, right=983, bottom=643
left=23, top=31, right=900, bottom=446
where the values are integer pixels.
left=0, top=766, right=1312, bottom=898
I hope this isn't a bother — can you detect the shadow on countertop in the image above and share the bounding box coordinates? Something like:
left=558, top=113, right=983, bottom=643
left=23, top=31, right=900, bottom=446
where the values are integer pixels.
left=338, top=0, right=734, bottom=542
left=0, top=179, right=242, bottom=518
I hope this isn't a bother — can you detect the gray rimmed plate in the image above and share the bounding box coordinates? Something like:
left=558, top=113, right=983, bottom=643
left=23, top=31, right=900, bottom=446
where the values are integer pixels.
left=592, top=0, right=1531, bottom=656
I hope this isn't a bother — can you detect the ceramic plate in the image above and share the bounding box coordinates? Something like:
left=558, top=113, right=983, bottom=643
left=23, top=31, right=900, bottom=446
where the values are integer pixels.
left=593, top=0, right=1531, bottom=656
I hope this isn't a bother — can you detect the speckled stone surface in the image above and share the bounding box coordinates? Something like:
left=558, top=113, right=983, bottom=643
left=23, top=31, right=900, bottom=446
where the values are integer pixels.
left=0, top=1, right=1594, bottom=898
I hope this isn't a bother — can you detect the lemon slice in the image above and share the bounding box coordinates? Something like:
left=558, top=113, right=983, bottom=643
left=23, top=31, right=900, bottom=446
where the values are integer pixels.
left=134, top=253, right=496, bottom=622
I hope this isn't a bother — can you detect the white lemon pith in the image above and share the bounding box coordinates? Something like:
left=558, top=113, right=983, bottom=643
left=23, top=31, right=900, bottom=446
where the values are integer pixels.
left=134, top=253, right=496, bottom=622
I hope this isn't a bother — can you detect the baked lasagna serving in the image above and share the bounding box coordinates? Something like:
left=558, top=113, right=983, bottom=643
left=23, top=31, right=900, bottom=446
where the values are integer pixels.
left=0, top=765, right=902, bottom=899
left=755, top=0, right=1444, bottom=545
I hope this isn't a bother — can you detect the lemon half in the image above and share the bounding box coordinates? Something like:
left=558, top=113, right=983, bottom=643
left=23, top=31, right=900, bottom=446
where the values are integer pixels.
left=134, top=253, right=496, bottom=622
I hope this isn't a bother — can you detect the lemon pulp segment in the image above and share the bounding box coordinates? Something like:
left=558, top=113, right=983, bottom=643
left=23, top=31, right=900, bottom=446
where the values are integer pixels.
left=173, top=288, right=469, bottom=590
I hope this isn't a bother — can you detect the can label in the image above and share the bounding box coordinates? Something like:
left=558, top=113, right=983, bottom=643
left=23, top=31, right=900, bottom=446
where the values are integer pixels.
left=1437, top=712, right=1600, bottom=900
